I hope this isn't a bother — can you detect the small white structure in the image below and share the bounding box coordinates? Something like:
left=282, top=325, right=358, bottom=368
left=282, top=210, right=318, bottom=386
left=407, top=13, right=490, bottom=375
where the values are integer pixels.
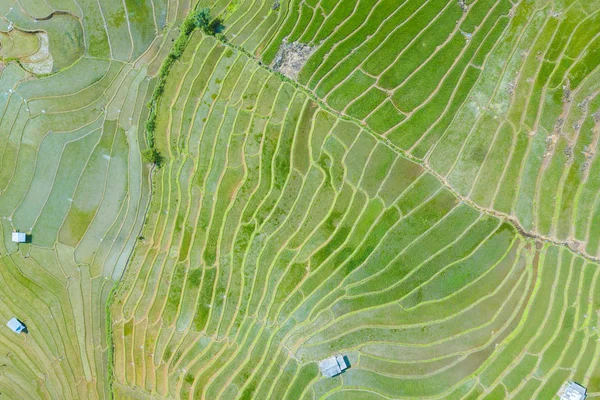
left=7, top=318, right=25, bottom=334
left=559, top=381, right=587, bottom=400
left=11, top=232, right=26, bottom=243
left=318, top=355, right=348, bottom=378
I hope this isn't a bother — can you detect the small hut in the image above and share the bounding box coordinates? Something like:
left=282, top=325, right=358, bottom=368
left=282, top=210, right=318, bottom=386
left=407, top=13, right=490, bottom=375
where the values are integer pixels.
left=7, top=318, right=26, bottom=334
left=11, top=232, right=26, bottom=243
left=559, top=381, right=587, bottom=400
left=318, top=355, right=348, bottom=378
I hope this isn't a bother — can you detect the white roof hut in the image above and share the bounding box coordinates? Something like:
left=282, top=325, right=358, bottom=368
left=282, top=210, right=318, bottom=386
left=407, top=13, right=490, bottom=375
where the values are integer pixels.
left=318, top=355, right=348, bottom=378
left=7, top=318, right=25, bottom=334
left=560, top=381, right=587, bottom=400
left=11, top=232, right=26, bottom=243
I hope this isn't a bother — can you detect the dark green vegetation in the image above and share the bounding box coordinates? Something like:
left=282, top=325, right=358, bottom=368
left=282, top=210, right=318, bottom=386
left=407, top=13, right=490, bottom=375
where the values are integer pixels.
left=1, top=0, right=600, bottom=399
left=142, top=148, right=165, bottom=166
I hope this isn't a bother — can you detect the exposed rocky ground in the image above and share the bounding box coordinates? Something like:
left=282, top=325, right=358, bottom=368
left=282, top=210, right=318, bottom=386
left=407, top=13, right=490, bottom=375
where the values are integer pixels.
left=272, top=38, right=315, bottom=79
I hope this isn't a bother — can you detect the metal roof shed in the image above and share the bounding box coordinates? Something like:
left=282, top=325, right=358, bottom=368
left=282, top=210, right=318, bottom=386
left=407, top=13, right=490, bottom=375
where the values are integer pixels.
left=318, top=355, right=348, bottom=378
left=11, top=232, right=26, bottom=243
left=560, top=381, right=587, bottom=400
left=7, top=318, right=25, bottom=334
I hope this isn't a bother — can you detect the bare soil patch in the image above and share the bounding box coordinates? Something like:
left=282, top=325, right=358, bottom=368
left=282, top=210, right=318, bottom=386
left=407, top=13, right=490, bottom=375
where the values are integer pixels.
left=272, top=38, right=315, bottom=79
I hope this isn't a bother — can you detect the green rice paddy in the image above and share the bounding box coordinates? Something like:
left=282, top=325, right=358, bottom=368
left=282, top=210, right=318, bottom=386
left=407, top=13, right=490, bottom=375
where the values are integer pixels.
left=0, top=0, right=599, bottom=399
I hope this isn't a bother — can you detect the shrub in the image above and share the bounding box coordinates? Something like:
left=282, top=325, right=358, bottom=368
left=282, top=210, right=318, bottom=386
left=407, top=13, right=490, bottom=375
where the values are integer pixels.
left=145, top=113, right=156, bottom=133
left=159, top=60, right=172, bottom=78
left=154, top=80, right=165, bottom=97
left=208, top=18, right=224, bottom=35
left=172, top=35, right=189, bottom=58
left=181, top=14, right=196, bottom=36
left=142, top=148, right=164, bottom=166
left=194, top=8, right=211, bottom=32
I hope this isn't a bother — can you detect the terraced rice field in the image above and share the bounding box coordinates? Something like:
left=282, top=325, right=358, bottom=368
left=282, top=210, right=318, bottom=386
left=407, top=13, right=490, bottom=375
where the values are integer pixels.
left=1, top=0, right=600, bottom=399
left=0, top=0, right=192, bottom=398
left=224, top=0, right=600, bottom=259
left=110, top=22, right=600, bottom=400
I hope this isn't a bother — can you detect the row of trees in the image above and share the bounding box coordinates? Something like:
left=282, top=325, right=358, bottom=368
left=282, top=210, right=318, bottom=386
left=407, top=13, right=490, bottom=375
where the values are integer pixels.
left=143, top=8, right=222, bottom=166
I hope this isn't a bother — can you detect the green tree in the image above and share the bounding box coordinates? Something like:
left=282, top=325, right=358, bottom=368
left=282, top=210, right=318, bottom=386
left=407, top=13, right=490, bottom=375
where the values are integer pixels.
left=194, top=8, right=211, bottom=33
left=142, top=148, right=163, bottom=166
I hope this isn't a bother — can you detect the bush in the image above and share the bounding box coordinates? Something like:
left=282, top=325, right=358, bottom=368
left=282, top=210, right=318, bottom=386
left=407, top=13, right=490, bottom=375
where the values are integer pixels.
left=142, top=148, right=163, bottom=166
left=172, top=35, right=189, bottom=58
left=145, top=113, right=156, bottom=133
left=181, top=14, right=196, bottom=36
left=208, top=18, right=224, bottom=35
left=155, top=80, right=166, bottom=96
left=194, top=8, right=211, bottom=32
left=159, top=60, right=172, bottom=78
